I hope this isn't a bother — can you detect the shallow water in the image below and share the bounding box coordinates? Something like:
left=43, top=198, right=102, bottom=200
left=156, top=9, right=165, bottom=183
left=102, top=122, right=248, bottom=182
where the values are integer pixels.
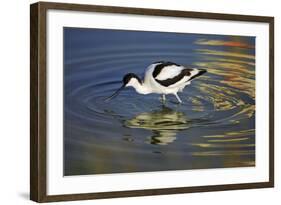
left=64, top=28, right=255, bottom=175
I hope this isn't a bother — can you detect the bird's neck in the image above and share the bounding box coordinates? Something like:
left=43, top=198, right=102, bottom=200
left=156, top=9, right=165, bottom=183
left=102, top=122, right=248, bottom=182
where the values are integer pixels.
left=132, top=81, right=151, bottom=95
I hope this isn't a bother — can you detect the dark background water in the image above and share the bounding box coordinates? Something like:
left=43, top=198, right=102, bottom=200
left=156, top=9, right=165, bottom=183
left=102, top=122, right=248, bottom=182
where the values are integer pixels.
left=63, top=27, right=255, bottom=176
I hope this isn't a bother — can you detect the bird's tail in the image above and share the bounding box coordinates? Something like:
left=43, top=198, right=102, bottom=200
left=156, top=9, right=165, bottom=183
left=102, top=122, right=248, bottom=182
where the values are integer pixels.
left=188, top=68, right=207, bottom=81
left=197, top=68, right=207, bottom=76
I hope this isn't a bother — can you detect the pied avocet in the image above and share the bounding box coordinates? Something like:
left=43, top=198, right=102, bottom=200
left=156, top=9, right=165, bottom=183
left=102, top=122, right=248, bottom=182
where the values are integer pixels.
left=106, top=61, right=207, bottom=103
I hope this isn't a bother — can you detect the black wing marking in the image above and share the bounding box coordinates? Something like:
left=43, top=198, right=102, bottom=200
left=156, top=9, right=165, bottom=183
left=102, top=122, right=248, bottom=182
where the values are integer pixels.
left=155, top=68, right=192, bottom=87
left=152, top=61, right=180, bottom=78
left=188, top=69, right=207, bottom=82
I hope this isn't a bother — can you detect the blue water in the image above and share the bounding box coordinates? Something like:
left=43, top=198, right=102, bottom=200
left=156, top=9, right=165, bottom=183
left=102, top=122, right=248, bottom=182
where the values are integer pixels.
left=64, top=27, right=255, bottom=175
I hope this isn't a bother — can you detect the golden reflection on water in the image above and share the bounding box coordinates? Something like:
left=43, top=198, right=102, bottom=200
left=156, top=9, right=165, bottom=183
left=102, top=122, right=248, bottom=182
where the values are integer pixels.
left=207, top=137, right=249, bottom=142
left=190, top=143, right=255, bottom=148
left=189, top=40, right=255, bottom=163
left=187, top=97, right=204, bottom=111
left=195, top=39, right=254, bottom=49
left=196, top=49, right=255, bottom=60
left=192, top=150, right=255, bottom=156
left=195, top=62, right=255, bottom=99
left=124, top=37, right=255, bottom=162
left=203, top=129, right=254, bottom=139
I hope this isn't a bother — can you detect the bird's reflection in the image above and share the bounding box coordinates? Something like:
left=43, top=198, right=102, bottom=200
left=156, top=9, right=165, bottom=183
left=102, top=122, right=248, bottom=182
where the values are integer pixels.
left=124, top=106, right=190, bottom=145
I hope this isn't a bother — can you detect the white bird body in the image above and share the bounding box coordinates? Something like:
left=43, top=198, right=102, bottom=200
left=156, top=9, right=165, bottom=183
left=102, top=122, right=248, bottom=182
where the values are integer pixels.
left=106, top=61, right=207, bottom=103
left=143, top=63, right=192, bottom=94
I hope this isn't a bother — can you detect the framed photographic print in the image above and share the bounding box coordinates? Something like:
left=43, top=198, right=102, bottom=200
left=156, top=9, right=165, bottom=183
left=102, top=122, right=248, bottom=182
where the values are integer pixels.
left=30, top=1, right=274, bottom=202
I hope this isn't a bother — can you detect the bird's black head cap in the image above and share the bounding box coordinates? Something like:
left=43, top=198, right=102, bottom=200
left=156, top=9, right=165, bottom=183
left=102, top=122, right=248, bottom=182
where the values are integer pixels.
left=123, top=73, right=142, bottom=85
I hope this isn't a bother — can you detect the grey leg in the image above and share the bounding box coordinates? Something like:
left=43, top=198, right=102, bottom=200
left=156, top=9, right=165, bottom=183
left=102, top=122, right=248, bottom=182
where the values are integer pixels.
left=160, top=94, right=166, bottom=104
left=162, top=94, right=166, bottom=102
left=174, top=93, right=182, bottom=104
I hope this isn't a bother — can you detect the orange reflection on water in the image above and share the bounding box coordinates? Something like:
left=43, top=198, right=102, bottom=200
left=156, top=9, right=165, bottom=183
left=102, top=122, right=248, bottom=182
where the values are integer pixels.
left=195, top=61, right=255, bottom=99
left=195, top=39, right=254, bottom=49
left=196, top=49, right=255, bottom=60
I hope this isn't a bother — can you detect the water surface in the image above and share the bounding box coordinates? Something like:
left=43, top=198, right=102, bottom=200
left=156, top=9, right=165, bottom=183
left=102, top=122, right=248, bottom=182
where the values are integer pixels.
left=64, top=28, right=255, bottom=175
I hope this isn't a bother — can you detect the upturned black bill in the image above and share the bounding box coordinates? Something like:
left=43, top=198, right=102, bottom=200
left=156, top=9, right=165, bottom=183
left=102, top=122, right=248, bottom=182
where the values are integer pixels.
left=104, top=85, right=125, bottom=102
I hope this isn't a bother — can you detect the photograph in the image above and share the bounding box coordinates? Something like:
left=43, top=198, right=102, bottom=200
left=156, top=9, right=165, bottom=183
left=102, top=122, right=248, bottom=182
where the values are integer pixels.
left=30, top=2, right=274, bottom=202
left=63, top=27, right=256, bottom=176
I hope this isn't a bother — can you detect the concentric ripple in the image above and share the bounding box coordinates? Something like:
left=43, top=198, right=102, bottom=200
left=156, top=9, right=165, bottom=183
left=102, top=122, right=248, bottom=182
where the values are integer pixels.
left=64, top=28, right=255, bottom=175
